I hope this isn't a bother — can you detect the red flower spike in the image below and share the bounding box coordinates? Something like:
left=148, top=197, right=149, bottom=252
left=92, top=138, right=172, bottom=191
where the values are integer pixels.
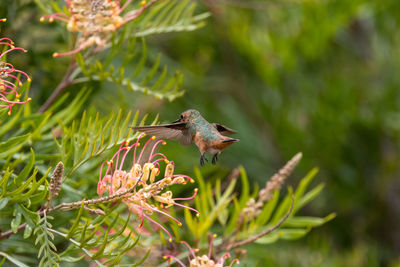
left=0, top=19, right=31, bottom=114
left=41, top=0, right=156, bottom=57
left=98, top=135, right=199, bottom=242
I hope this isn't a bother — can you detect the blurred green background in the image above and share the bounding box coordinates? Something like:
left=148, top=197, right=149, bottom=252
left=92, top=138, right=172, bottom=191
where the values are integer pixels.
left=2, top=0, right=400, bottom=265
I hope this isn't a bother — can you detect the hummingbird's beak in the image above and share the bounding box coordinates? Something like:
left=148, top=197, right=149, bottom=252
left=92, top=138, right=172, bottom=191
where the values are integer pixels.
left=172, top=118, right=181, bottom=123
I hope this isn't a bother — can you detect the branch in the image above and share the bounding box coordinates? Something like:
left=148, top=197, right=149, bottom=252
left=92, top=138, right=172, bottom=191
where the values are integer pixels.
left=39, top=59, right=77, bottom=112
left=46, top=187, right=135, bottom=212
left=0, top=171, right=170, bottom=240
left=0, top=187, right=136, bottom=240
left=224, top=193, right=295, bottom=251
left=0, top=251, right=30, bottom=267
left=123, top=0, right=160, bottom=21
left=0, top=224, right=28, bottom=240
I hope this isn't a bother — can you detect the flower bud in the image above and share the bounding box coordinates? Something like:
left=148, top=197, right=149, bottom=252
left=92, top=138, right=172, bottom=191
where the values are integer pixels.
left=49, top=162, right=64, bottom=199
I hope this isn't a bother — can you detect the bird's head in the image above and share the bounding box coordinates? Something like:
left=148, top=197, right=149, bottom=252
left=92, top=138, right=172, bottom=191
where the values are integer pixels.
left=173, top=109, right=200, bottom=123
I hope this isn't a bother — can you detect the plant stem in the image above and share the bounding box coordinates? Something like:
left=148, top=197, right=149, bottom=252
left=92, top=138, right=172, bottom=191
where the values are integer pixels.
left=38, top=59, right=77, bottom=113
left=47, top=228, right=105, bottom=267
left=0, top=251, right=30, bottom=267
left=221, top=193, right=295, bottom=251
left=0, top=224, right=28, bottom=240
left=0, top=186, right=137, bottom=240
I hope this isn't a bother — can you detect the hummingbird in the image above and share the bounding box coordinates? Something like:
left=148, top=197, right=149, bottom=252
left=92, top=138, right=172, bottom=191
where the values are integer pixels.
left=133, top=109, right=239, bottom=166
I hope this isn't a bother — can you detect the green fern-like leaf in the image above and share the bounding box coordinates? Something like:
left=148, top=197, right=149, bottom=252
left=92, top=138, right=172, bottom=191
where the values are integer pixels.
left=75, top=37, right=184, bottom=101
left=34, top=213, right=61, bottom=267
left=132, top=0, right=210, bottom=37
left=235, top=168, right=335, bottom=243
left=58, top=204, right=139, bottom=265
left=183, top=166, right=334, bottom=246
left=184, top=167, right=236, bottom=240
left=56, top=109, right=156, bottom=176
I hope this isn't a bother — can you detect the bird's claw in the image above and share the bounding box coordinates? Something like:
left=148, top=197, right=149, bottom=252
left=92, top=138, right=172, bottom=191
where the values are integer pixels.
left=200, top=154, right=208, bottom=166
left=212, top=154, right=218, bottom=165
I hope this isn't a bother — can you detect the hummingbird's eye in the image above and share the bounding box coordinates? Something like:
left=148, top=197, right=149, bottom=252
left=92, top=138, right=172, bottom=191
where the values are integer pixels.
left=180, top=115, right=184, bottom=119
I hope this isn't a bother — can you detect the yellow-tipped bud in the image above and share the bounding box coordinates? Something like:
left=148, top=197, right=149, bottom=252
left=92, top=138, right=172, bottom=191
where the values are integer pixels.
left=40, top=17, right=45, bottom=22
left=162, top=141, right=166, bottom=145
left=190, top=179, right=195, bottom=183
left=164, top=162, right=174, bottom=177
left=173, top=177, right=185, bottom=184
left=142, top=163, right=154, bottom=182
left=178, top=222, right=182, bottom=226
left=213, top=234, right=217, bottom=238
left=164, top=159, right=169, bottom=164
left=1, top=18, right=7, bottom=22
left=7, top=111, right=11, bottom=115
left=168, top=238, right=172, bottom=243
left=27, top=98, right=32, bottom=102
left=151, top=135, right=156, bottom=140
left=49, top=18, right=54, bottom=22
left=150, top=167, right=158, bottom=183
left=115, top=21, right=122, bottom=28
left=141, top=0, right=147, bottom=6
left=130, top=163, right=141, bottom=179
left=196, top=213, right=200, bottom=217
left=163, top=256, right=168, bottom=260
left=126, top=178, right=136, bottom=188
left=52, top=52, right=59, bottom=58
left=18, top=82, right=22, bottom=86
left=27, top=77, right=32, bottom=82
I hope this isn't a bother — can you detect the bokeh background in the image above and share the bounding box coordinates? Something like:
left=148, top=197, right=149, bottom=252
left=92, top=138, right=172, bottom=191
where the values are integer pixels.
left=2, top=0, right=400, bottom=265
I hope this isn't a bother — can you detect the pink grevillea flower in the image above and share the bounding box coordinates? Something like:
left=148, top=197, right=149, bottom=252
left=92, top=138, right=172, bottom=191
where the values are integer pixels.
left=40, top=0, right=154, bottom=57
left=0, top=19, right=31, bottom=115
left=164, top=235, right=240, bottom=267
left=98, top=134, right=199, bottom=242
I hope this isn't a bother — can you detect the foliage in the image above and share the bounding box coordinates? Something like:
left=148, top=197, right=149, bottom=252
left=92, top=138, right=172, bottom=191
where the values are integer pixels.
left=182, top=165, right=335, bottom=249
left=0, top=0, right=335, bottom=266
left=142, top=0, right=400, bottom=264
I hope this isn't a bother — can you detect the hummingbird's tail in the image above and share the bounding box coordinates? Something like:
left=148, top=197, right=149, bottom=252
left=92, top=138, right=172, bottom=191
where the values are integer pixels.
left=213, top=137, right=239, bottom=151
left=222, top=138, right=240, bottom=143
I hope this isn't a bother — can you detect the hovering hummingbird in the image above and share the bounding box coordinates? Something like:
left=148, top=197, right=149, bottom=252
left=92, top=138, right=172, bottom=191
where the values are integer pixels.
left=133, top=109, right=239, bottom=166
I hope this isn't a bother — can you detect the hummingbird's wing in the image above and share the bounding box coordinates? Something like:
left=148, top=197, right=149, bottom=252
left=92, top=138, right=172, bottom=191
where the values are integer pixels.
left=212, top=123, right=237, bottom=136
left=133, top=123, right=192, bottom=146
